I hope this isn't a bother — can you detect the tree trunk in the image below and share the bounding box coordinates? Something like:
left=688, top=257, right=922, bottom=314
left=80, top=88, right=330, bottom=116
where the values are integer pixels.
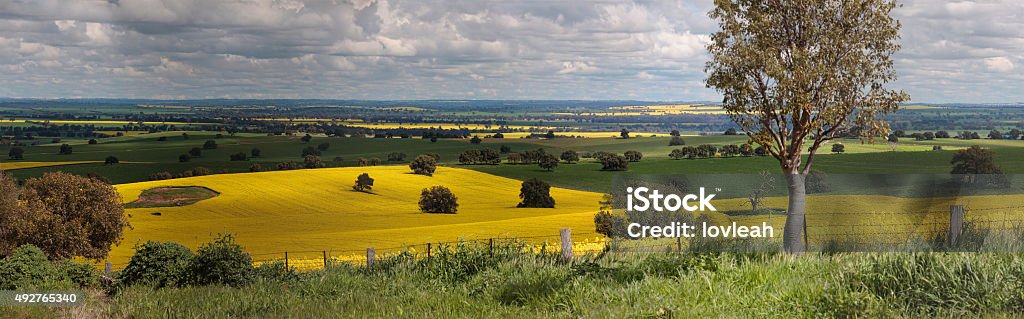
left=783, top=173, right=806, bottom=253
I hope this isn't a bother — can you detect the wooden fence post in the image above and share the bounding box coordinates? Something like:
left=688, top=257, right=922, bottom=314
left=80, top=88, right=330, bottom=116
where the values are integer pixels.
left=322, top=250, right=328, bottom=269
left=427, top=243, right=432, bottom=259
left=948, top=205, right=964, bottom=246
left=366, top=247, right=375, bottom=268
left=559, top=228, right=573, bottom=262
left=489, top=238, right=494, bottom=258
left=284, top=251, right=289, bottom=269
left=104, top=262, right=112, bottom=275
left=676, top=235, right=682, bottom=253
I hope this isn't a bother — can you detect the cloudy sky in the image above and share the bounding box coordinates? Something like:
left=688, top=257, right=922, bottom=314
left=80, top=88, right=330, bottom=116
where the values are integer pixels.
left=0, top=0, right=1021, bottom=103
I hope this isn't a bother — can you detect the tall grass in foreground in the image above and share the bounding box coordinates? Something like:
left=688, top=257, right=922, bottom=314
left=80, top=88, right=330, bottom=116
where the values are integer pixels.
left=8, top=230, right=1024, bottom=318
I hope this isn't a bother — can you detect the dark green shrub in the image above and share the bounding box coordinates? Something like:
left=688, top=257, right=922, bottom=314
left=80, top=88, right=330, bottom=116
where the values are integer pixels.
left=56, top=259, right=98, bottom=288
left=190, top=233, right=254, bottom=287
left=119, top=241, right=194, bottom=288
left=0, top=245, right=55, bottom=289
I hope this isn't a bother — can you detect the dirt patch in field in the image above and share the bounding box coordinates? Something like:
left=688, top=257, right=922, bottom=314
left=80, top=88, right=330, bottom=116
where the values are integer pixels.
left=126, top=186, right=219, bottom=208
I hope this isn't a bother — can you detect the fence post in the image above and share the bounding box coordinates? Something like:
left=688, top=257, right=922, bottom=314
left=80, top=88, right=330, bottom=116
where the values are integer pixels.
left=323, top=250, right=328, bottom=269
left=676, top=235, right=682, bottom=253
left=559, top=228, right=573, bottom=262
left=948, top=205, right=964, bottom=246
left=427, top=243, right=432, bottom=259
left=489, top=238, right=494, bottom=258
left=284, top=251, right=289, bottom=269
left=366, top=247, right=375, bottom=268
left=104, top=262, right=112, bottom=275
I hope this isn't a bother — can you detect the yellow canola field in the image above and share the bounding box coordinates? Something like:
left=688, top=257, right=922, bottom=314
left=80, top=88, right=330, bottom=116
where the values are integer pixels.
left=110, top=166, right=604, bottom=266
left=1, top=161, right=101, bottom=170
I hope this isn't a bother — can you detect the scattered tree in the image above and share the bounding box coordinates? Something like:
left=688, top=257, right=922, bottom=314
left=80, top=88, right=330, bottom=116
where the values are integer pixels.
left=560, top=150, right=579, bottom=164
left=203, top=140, right=218, bottom=150
left=831, top=143, right=845, bottom=154
left=538, top=153, right=559, bottom=171
left=250, top=148, right=261, bottom=158
left=619, top=129, right=630, bottom=139
left=301, top=134, right=312, bottom=143
left=303, top=155, right=325, bottom=169
left=387, top=152, right=407, bottom=162
left=88, top=139, right=98, bottom=145
left=248, top=163, right=263, bottom=172
left=669, top=136, right=686, bottom=146
left=517, top=178, right=555, bottom=208
left=935, top=131, right=950, bottom=138
left=988, top=129, right=1004, bottom=140
left=500, top=145, right=511, bottom=154
left=8, top=147, right=24, bottom=160
left=105, top=156, right=119, bottom=165
left=409, top=154, right=438, bottom=176
left=724, top=128, right=737, bottom=135
left=419, top=186, right=458, bottom=214
left=624, top=150, right=643, bottom=162
left=317, top=143, right=330, bottom=151
left=301, top=146, right=321, bottom=157
left=229, top=152, right=248, bottom=161
left=58, top=144, right=73, bottom=155
left=599, top=154, right=629, bottom=171
left=353, top=173, right=374, bottom=193
left=470, top=136, right=483, bottom=144
left=670, top=130, right=681, bottom=137
left=189, top=147, right=202, bottom=157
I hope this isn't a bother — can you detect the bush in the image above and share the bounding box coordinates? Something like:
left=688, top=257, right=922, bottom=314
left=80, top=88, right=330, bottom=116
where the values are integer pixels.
left=56, top=259, right=98, bottom=288
left=58, top=143, right=73, bottom=155
left=119, top=241, right=194, bottom=288
left=560, top=150, right=579, bottom=163
left=669, top=136, right=686, bottom=146
left=317, top=142, right=330, bottom=151
left=203, top=140, right=218, bottom=149
left=105, top=155, right=120, bottom=165
left=301, top=146, right=321, bottom=157
left=149, top=172, right=174, bottom=180
left=253, top=261, right=298, bottom=282
left=420, top=186, right=458, bottom=214
left=304, top=155, right=325, bottom=169
left=249, top=163, right=264, bottom=172
left=229, top=152, right=248, bottom=161
left=624, top=150, right=643, bottom=162
left=409, top=154, right=438, bottom=176
left=0, top=245, right=54, bottom=290
left=8, top=146, right=24, bottom=160
left=88, top=139, right=98, bottom=145
left=189, top=147, right=202, bottom=157
left=387, top=152, right=407, bottom=162
left=178, top=154, right=191, bottom=162
left=190, top=233, right=254, bottom=287
left=518, top=178, right=555, bottom=208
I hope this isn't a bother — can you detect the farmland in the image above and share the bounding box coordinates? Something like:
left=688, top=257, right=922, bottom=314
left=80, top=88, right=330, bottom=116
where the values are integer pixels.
left=108, top=166, right=604, bottom=266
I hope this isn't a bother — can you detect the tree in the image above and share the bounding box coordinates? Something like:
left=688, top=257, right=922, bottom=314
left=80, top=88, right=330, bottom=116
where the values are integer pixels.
left=301, top=134, right=312, bottom=143
left=988, top=129, right=1003, bottom=140
left=425, top=153, right=441, bottom=162
left=178, top=154, right=190, bottom=162
left=317, top=142, right=330, bottom=151
left=500, top=145, right=511, bottom=153
left=353, top=173, right=374, bottom=193
left=951, top=145, right=1006, bottom=186
left=923, top=132, right=935, bottom=140
left=739, top=143, right=754, bottom=156
left=229, top=152, right=248, bottom=161
left=670, top=129, right=681, bottom=137
left=1007, top=129, right=1023, bottom=140
left=517, top=178, right=555, bottom=208
left=560, top=150, right=579, bottom=164
left=493, top=132, right=505, bottom=139
left=301, top=146, right=321, bottom=158
left=88, top=139, right=98, bottom=145
left=599, top=154, right=629, bottom=171
left=538, top=153, right=559, bottom=171
left=669, top=136, right=686, bottom=146
left=831, top=143, right=845, bottom=154
left=470, top=136, right=482, bottom=144
left=624, top=150, right=643, bottom=162
left=706, top=0, right=908, bottom=253
left=724, top=128, right=737, bottom=135
left=544, top=130, right=556, bottom=139
left=8, top=146, right=24, bottom=160
left=619, top=129, right=630, bottom=139
left=58, top=144, right=73, bottom=155
left=409, top=154, right=438, bottom=176
left=303, top=155, right=324, bottom=169
left=250, top=148, right=261, bottom=158
left=935, top=131, right=950, bottom=138
left=0, top=172, right=129, bottom=259
left=745, top=171, right=776, bottom=212
left=189, top=147, right=202, bottom=157
left=419, top=186, right=458, bottom=214
left=104, top=156, right=119, bottom=165
left=203, top=140, right=218, bottom=150
left=249, top=163, right=263, bottom=172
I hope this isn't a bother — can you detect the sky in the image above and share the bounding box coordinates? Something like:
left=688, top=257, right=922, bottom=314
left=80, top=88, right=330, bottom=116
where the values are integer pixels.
left=0, top=0, right=1021, bottom=103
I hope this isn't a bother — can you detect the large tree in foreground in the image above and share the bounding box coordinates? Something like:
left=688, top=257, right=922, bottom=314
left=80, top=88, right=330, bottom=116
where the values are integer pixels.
left=705, top=0, right=908, bottom=253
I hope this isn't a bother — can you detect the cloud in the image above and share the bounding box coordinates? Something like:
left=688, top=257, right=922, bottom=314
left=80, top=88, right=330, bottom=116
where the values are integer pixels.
left=0, top=0, right=1019, bottom=102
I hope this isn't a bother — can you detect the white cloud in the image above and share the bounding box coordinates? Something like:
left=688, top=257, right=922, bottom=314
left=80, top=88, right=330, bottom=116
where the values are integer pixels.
left=983, top=57, right=1015, bottom=73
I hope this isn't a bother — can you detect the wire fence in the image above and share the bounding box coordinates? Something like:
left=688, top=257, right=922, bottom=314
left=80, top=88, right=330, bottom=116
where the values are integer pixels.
left=101, top=204, right=1024, bottom=272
